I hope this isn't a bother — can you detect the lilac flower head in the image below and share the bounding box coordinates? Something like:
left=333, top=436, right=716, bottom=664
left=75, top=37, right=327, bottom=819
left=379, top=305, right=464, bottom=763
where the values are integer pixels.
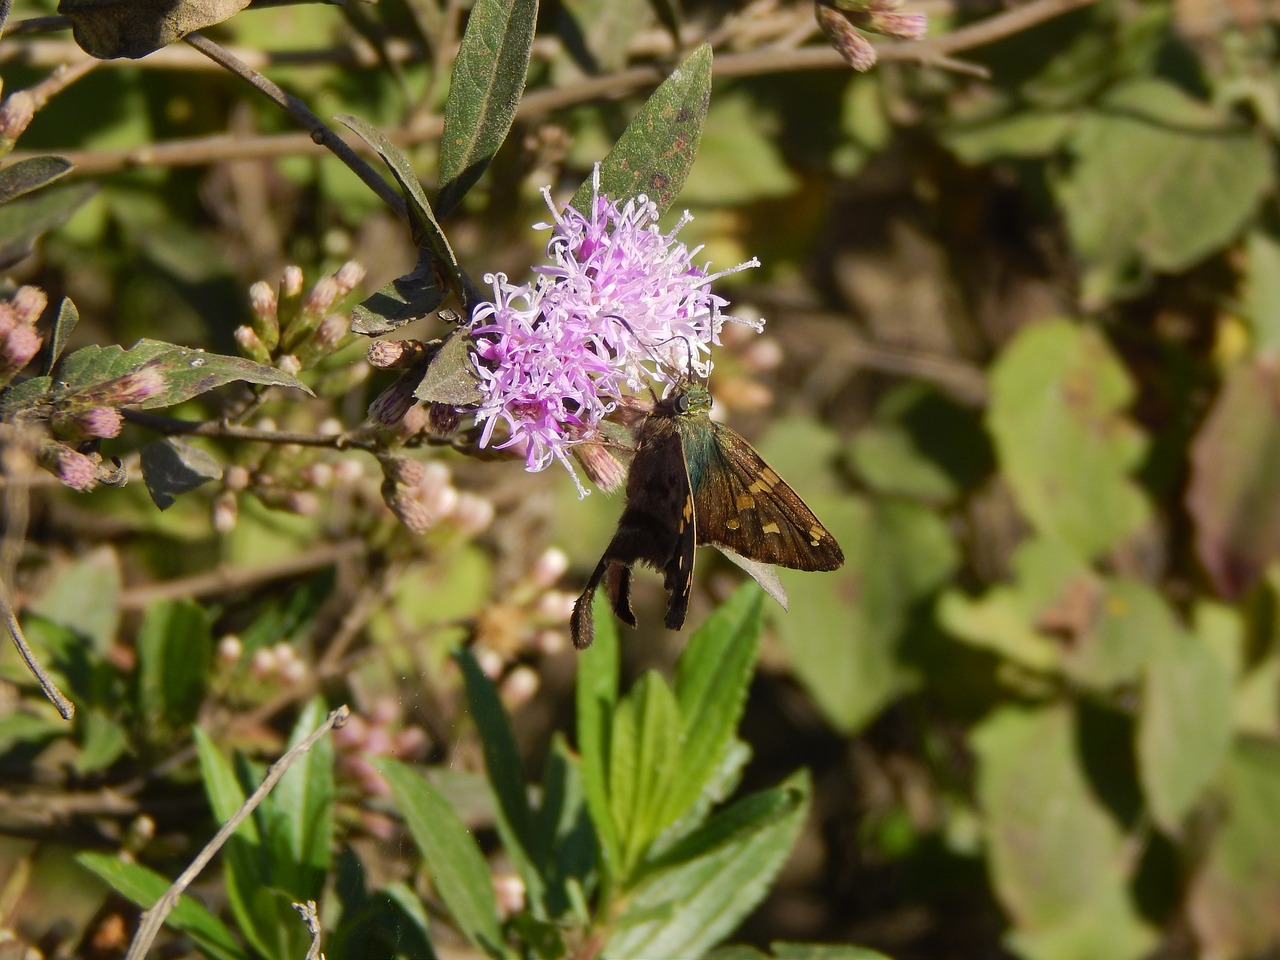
left=467, top=167, right=762, bottom=494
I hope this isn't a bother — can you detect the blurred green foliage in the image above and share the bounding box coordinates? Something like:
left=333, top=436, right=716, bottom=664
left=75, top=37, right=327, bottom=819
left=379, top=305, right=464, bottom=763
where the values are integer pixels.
left=5, top=1, right=1280, bottom=958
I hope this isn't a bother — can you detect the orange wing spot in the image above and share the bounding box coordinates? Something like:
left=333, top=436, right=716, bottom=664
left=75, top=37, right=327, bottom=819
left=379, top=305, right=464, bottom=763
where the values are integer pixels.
left=736, top=493, right=755, bottom=509
left=726, top=518, right=741, bottom=530
left=762, top=522, right=781, bottom=535
left=682, top=498, right=693, bottom=521
left=748, top=469, right=779, bottom=494
left=809, top=526, right=825, bottom=545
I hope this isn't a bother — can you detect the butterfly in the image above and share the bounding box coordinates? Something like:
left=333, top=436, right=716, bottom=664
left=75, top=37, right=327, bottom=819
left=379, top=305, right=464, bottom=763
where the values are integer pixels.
left=570, top=381, right=844, bottom=649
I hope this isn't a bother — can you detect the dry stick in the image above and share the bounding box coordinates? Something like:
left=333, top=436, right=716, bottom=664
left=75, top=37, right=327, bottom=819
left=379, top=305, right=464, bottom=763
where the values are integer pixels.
left=122, top=407, right=382, bottom=452
left=293, top=900, right=325, bottom=960
left=10, top=0, right=1100, bottom=176
left=1, top=583, right=74, bottom=719
left=182, top=32, right=408, bottom=222
left=122, top=704, right=350, bottom=960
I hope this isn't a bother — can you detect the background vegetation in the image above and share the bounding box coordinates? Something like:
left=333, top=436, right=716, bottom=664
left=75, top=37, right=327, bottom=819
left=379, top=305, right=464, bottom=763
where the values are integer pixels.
left=3, top=0, right=1280, bottom=958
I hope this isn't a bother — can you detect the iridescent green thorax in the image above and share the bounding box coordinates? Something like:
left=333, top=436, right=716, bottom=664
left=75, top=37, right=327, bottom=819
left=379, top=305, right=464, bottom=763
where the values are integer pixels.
left=672, top=384, right=718, bottom=493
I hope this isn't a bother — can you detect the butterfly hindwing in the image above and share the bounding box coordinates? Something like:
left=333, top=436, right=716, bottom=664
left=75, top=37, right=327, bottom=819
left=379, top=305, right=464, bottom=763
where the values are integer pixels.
left=570, top=409, right=696, bottom=649
left=691, top=419, right=844, bottom=572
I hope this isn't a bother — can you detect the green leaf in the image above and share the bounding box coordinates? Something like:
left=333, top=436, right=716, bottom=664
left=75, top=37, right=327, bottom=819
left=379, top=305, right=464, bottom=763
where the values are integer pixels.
left=606, top=773, right=810, bottom=959
left=657, top=585, right=761, bottom=831
left=75, top=853, right=248, bottom=960
left=456, top=648, right=542, bottom=903
left=1188, top=740, right=1280, bottom=958
left=270, top=699, right=335, bottom=885
left=776, top=495, right=956, bottom=734
left=78, top=707, right=128, bottom=772
left=576, top=591, right=621, bottom=874
left=378, top=758, right=508, bottom=958
left=679, top=91, right=799, bottom=205
left=973, top=703, right=1156, bottom=960
left=136, top=598, right=211, bottom=734
left=1137, top=631, right=1232, bottom=832
left=987, top=319, right=1149, bottom=559
left=0, top=181, right=96, bottom=269
left=45, top=297, right=79, bottom=374
left=1053, top=79, right=1272, bottom=306
left=569, top=43, right=712, bottom=216
left=610, top=671, right=681, bottom=879
left=28, top=546, right=121, bottom=652
left=0, top=156, right=73, bottom=204
left=62, top=0, right=251, bottom=58
left=350, top=251, right=443, bottom=335
left=1187, top=358, right=1280, bottom=599
left=415, top=328, right=483, bottom=406
left=55, top=339, right=311, bottom=410
left=437, top=0, right=538, bottom=216
left=140, top=438, right=224, bottom=510
left=1062, top=578, right=1165, bottom=690
left=1242, top=230, right=1280, bottom=353
left=337, top=115, right=477, bottom=308
left=532, top=734, right=597, bottom=918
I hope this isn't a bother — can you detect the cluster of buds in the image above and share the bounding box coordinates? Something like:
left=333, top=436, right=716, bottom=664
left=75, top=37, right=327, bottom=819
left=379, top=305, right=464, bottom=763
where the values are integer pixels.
left=365, top=316, right=467, bottom=439
left=378, top=456, right=495, bottom=537
left=816, top=0, right=928, bottom=71
left=471, top=546, right=577, bottom=669
left=333, top=699, right=430, bottom=798
left=0, top=285, right=46, bottom=388
left=247, top=640, right=310, bottom=687
left=236, top=262, right=366, bottom=375
left=0, top=79, right=34, bottom=155
left=211, top=428, right=364, bottom=533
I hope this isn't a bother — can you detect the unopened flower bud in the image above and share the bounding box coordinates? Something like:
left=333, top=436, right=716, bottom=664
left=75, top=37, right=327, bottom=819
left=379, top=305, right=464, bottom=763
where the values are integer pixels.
left=53, top=406, right=124, bottom=441
left=83, top=367, right=166, bottom=407
left=384, top=456, right=427, bottom=487
left=397, top=403, right=429, bottom=437
left=277, top=265, right=305, bottom=337
left=281, top=265, right=304, bottom=298
left=492, top=873, right=526, bottom=919
left=277, top=354, right=302, bottom=376
left=530, top=547, right=569, bottom=588
left=1, top=324, right=41, bottom=375
left=279, top=657, right=308, bottom=686
left=449, top=492, right=494, bottom=535
left=501, top=666, right=540, bottom=710
left=0, top=91, right=35, bottom=144
left=394, top=726, right=428, bottom=758
left=303, top=276, right=339, bottom=320
left=300, top=462, right=333, bottom=488
left=224, top=465, right=251, bottom=491
left=333, top=459, right=364, bottom=483
left=535, top=590, right=576, bottom=625
left=475, top=647, right=503, bottom=680
left=217, top=634, right=243, bottom=665
left=284, top=490, right=320, bottom=515
left=533, top=629, right=567, bottom=656
left=250, top=646, right=278, bottom=680
left=368, top=339, right=428, bottom=369
left=248, top=281, right=280, bottom=349
left=11, top=286, right=47, bottom=326
left=574, top=441, right=627, bottom=493
left=333, top=261, right=366, bottom=298
left=817, top=5, right=878, bottom=71
left=234, top=325, right=272, bottom=364
left=867, top=9, right=926, bottom=39
left=212, top=491, right=239, bottom=532
left=38, top=443, right=97, bottom=491
left=368, top=375, right=418, bottom=426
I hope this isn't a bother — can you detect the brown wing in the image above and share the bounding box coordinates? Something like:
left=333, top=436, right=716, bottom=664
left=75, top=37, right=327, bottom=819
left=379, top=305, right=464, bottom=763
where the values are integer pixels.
left=693, top=421, right=844, bottom=571
left=570, top=415, right=698, bottom=648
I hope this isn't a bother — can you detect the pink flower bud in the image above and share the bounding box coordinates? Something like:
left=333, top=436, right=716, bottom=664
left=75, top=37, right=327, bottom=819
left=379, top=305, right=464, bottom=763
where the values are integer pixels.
left=535, top=590, right=576, bottom=625
left=0, top=91, right=34, bottom=142
left=277, top=354, right=302, bottom=376
left=868, top=9, right=927, bottom=39
left=368, top=376, right=417, bottom=426
left=303, top=276, right=339, bottom=319
left=530, top=547, right=569, bottom=588
left=250, top=646, right=278, bottom=680
left=368, top=339, right=416, bottom=368
left=224, top=465, right=251, bottom=491
left=493, top=874, right=526, bottom=918
left=56, top=406, right=124, bottom=440
left=212, top=492, right=239, bottom=532
left=533, top=629, right=567, bottom=656
left=284, top=490, right=320, bottom=515
left=501, top=666, right=540, bottom=710
left=249, top=281, right=277, bottom=324
left=281, top=265, right=304, bottom=299
left=574, top=441, right=627, bottom=493
left=315, top=313, right=347, bottom=350
left=393, top=726, right=428, bottom=758
left=2, top=325, right=41, bottom=372
left=397, top=403, right=429, bottom=437
left=38, top=443, right=97, bottom=491
left=369, top=698, right=398, bottom=726
left=235, top=325, right=271, bottom=363
left=333, top=459, right=364, bottom=483
left=817, top=5, right=878, bottom=71
left=279, top=658, right=308, bottom=686
left=101, top=367, right=166, bottom=406
left=300, top=462, right=334, bottom=488
left=427, top=402, right=462, bottom=434
left=384, top=456, right=427, bottom=487
left=449, top=493, right=494, bottom=535
left=474, top=647, right=503, bottom=680
left=217, top=634, right=243, bottom=665
left=11, top=286, right=47, bottom=326
left=333, top=261, right=366, bottom=297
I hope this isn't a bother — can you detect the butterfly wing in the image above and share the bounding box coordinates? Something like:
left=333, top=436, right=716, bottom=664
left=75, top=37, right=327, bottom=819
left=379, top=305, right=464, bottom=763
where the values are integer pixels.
left=692, top=421, right=844, bottom=571
left=570, top=413, right=698, bottom=649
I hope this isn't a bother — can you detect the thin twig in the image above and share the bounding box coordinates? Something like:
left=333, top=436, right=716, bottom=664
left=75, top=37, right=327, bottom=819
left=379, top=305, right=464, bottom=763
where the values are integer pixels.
left=1, top=582, right=74, bottom=719
left=118, top=540, right=368, bottom=610
left=6, top=0, right=1101, bottom=176
left=121, top=408, right=382, bottom=452
left=20, top=54, right=99, bottom=108
left=182, top=32, right=408, bottom=221
left=122, top=704, right=349, bottom=960
left=293, top=900, right=325, bottom=960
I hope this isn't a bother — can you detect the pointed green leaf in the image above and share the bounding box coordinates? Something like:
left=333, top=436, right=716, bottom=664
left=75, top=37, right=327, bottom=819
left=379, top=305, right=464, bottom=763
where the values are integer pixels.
left=607, top=773, right=810, bottom=958
left=569, top=43, right=712, bottom=216
left=378, top=757, right=508, bottom=958
left=272, top=699, right=335, bottom=880
left=136, top=599, right=211, bottom=734
left=75, top=853, right=247, bottom=960
left=657, top=585, right=761, bottom=829
left=610, top=671, right=681, bottom=878
left=576, top=591, right=621, bottom=872
left=45, top=297, right=79, bottom=374
left=55, top=339, right=310, bottom=409
left=350, top=251, right=443, bottom=335
left=140, top=438, right=223, bottom=510
left=337, top=114, right=477, bottom=308
left=437, top=0, right=538, bottom=216
left=415, top=328, right=483, bottom=405
left=0, top=156, right=73, bottom=204
left=457, top=648, right=542, bottom=901
left=0, top=181, right=96, bottom=270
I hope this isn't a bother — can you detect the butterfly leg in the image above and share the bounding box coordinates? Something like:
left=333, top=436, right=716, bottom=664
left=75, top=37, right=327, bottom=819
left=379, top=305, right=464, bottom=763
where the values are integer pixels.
left=604, top=563, right=637, bottom=627
left=570, top=559, right=608, bottom=650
